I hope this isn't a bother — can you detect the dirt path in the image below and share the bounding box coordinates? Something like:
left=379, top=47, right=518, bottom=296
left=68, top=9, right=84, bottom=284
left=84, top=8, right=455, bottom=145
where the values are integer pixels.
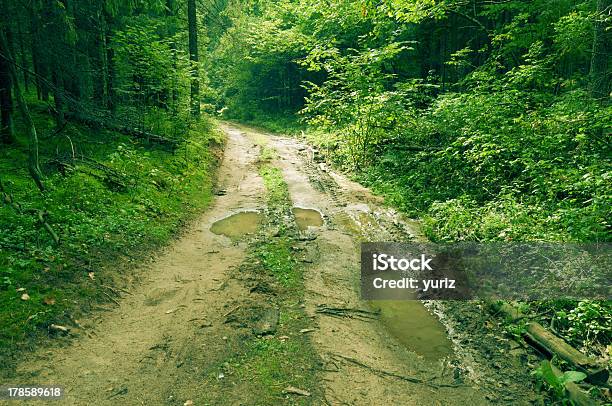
left=10, top=124, right=508, bottom=405
left=263, top=132, right=489, bottom=406
left=14, top=126, right=265, bottom=405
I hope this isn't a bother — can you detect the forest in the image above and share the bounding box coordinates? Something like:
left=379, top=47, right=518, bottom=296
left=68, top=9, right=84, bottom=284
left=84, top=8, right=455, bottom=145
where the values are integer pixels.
left=0, top=0, right=610, bottom=404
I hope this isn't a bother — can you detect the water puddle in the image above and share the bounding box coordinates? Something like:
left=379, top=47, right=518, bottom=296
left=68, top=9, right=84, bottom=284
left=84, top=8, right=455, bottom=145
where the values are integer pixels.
left=210, top=211, right=262, bottom=238
left=292, top=207, right=323, bottom=231
left=370, top=300, right=453, bottom=361
left=341, top=212, right=452, bottom=360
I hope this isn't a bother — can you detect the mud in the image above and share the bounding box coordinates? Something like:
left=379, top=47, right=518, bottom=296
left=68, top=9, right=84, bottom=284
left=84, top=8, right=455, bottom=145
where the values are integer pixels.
left=9, top=123, right=542, bottom=406
left=371, top=300, right=453, bottom=360
left=210, top=210, right=262, bottom=238
left=292, top=207, right=324, bottom=230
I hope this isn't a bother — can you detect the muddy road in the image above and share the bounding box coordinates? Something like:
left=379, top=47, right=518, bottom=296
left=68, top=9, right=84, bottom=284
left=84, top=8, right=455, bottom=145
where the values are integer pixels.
left=10, top=124, right=538, bottom=405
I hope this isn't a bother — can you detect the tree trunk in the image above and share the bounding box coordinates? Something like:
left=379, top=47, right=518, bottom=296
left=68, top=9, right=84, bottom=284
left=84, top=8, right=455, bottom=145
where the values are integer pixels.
left=29, top=8, right=42, bottom=101
left=524, top=322, right=609, bottom=385
left=167, top=0, right=179, bottom=116
left=46, top=0, right=66, bottom=128
left=64, top=0, right=82, bottom=100
left=31, top=0, right=50, bottom=101
left=0, top=27, right=14, bottom=144
left=105, top=27, right=116, bottom=114
left=0, top=29, right=45, bottom=191
left=590, top=0, right=610, bottom=100
left=52, top=67, right=65, bottom=128
left=17, top=24, right=29, bottom=92
left=92, top=12, right=108, bottom=106
left=188, top=0, right=200, bottom=118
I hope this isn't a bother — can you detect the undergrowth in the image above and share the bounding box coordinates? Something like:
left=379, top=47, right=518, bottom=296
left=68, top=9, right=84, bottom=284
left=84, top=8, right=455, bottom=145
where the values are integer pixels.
left=0, top=100, right=222, bottom=373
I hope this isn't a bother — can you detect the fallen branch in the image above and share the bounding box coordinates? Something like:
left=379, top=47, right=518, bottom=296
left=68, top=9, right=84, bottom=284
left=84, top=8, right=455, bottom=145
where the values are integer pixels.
left=524, top=322, right=609, bottom=385
left=223, top=305, right=241, bottom=319
left=489, top=302, right=609, bottom=386
left=101, top=284, right=121, bottom=297
left=36, top=210, right=60, bottom=245
left=65, top=111, right=178, bottom=147
left=48, top=156, right=129, bottom=191
left=315, top=305, right=380, bottom=321
left=1, top=181, right=60, bottom=245
left=101, top=290, right=120, bottom=305
left=330, top=353, right=464, bottom=388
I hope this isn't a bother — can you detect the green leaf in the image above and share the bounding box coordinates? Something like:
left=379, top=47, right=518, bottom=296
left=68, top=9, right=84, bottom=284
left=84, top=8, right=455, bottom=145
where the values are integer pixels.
left=538, top=360, right=561, bottom=388
left=560, top=371, right=587, bottom=385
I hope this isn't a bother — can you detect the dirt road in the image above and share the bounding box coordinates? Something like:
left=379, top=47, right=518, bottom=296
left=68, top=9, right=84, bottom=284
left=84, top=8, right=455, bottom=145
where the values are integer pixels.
left=11, top=124, right=512, bottom=405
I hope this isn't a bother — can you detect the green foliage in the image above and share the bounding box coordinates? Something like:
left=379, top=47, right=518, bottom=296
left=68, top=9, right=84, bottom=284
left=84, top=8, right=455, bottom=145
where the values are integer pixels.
left=257, top=164, right=301, bottom=288
left=260, top=166, right=290, bottom=209
left=206, top=0, right=611, bottom=359
left=206, top=0, right=611, bottom=246
left=256, top=237, right=298, bottom=288
left=112, top=12, right=196, bottom=134
left=533, top=360, right=587, bottom=401
left=0, top=113, right=219, bottom=367
left=552, top=301, right=612, bottom=351
left=232, top=114, right=306, bottom=136
left=209, top=1, right=311, bottom=119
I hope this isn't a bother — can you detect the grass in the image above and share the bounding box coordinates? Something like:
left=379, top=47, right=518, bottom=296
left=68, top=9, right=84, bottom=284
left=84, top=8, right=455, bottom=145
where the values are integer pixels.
left=260, top=166, right=290, bottom=211
left=258, top=165, right=301, bottom=288
left=246, top=162, right=320, bottom=401
left=0, top=98, right=222, bottom=374
left=197, top=155, right=321, bottom=404
left=256, top=236, right=299, bottom=288
left=204, top=309, right=321, bottom=405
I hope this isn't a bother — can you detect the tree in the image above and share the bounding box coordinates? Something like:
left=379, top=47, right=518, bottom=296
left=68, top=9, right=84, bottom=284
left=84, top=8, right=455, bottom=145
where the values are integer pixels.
left=589, top=0, right=611, bottom=100
left=188, top=0, right=200, bottom=118
left=0, top=28, right=44, bottom=191
left=0, top=26, right=14, bottom=144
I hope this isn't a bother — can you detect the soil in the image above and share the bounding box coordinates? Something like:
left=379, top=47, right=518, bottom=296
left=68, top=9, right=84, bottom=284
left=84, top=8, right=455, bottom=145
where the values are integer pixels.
left=7, top=124, right=543, bottom=405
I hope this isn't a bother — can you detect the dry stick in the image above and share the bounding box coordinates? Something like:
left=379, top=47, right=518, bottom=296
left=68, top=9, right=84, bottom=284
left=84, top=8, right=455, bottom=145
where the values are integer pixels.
left=330, top=353, right=465, bottom=389
left=1, top=181, right=60, bottom=245
left=223, top=305, right=241, bottom=319
left=36, top=210, right=60, bottom=244
left=315, top=306, right=380, bottom=321
left=101, top=291, right=120, bottom=306
left=100, top=284, right=121, bottom=297
left=113, top=286, right=133, bottom=296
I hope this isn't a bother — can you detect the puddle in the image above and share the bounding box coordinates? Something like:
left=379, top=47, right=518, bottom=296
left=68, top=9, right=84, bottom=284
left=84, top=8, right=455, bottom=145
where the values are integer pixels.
left=292, top=207, right=323, bottom=230
left=341, top=212, right=452, bottom=361
left=371, top=300, right=453, bottom=360
left=210, top=211, right=262, bottom=238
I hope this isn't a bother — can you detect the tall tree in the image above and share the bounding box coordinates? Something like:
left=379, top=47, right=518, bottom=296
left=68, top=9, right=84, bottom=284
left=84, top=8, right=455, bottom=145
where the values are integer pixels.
left=589, top=0, right=611, bottom=100
left=0, top=29, right=44, bottom=191
left=0, top=26, right=14, bottom=144
left=188, top=0, right=200, bottom=118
